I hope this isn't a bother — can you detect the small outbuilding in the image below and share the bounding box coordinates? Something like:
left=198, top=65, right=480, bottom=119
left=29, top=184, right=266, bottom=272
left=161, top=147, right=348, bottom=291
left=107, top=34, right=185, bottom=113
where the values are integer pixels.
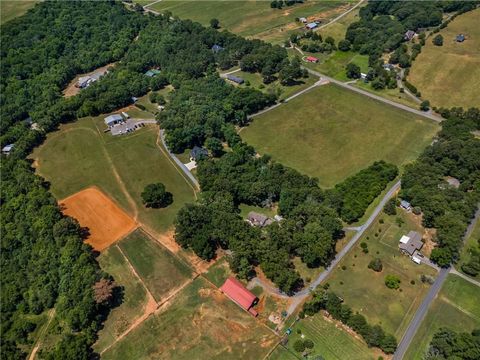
left=220, top=277, right=258, bottom=316
left=305, top=56, right=319, bottom=63
left=211, top=44, right=224, bottom=53
left=400, top=200, right=411, bottom=211
left=145, top=69, right=161, bottom=77
left=456, top=34, right=465, bottom=42
left=189, top=146, right=208, bottom=161
left=306, top=22, right=318, bottom=30
left=299, top=17, right=307, bottom=23
left=104, top=114, right=124, bottom=127
left=226, top=74, right=244, bottom=84
left=2, top=144, right=14, bottom=155
left=404, top=30, right=416, bottom=41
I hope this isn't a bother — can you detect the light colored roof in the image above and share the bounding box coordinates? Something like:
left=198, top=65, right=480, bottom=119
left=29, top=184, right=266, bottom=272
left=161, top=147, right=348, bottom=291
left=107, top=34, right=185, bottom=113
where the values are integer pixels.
left=400, top=200, right=411, bottom=208
left=306, top=22, right=317, bottom=29
left=247, top=211, right=268, bottom=225
left=400, top=235, right=410, bottom=244
left=220, top=277, right=257, bottom=311
left=412, top=256, right=422, bottom=264
left=2, top=144, right=14, bottom=152
left=104, top=114, right=123, bottom=124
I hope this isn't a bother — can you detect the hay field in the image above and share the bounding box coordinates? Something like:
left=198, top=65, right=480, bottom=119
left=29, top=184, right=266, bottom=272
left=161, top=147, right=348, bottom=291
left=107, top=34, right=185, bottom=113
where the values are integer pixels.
left=409, top=9, right=480, bottom=108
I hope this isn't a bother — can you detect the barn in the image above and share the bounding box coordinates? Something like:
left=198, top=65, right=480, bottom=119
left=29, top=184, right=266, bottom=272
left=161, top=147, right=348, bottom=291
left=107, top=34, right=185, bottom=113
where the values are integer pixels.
left=305, top=56, right=319, bottom=63
left=220, top=277, right=259, bottom=316
left=226, top=74, right=244, bottom=84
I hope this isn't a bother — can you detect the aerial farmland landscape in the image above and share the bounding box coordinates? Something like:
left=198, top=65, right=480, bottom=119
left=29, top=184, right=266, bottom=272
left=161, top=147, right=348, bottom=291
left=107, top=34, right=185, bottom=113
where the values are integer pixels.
left=1, top=1, right=479, bottom=360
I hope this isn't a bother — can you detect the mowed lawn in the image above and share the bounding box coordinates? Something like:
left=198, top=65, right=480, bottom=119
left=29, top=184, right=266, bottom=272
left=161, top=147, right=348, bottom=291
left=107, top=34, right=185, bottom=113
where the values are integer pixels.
left=118, top=229, right=192, bottom=302
left=150, top=0, right=353, bottom=43
left=102, top=277, right=278, bottom=360
left=404, top=274, right=480, bottom=359
left=0, top=0, right=39, bottom=24
left=241, top=84, right=438, bottom=187
left=95, top=245, right=149, bottom=353
left=326, top=210, right=437, bottom=338
left=31, top=116, right=195, bottom=233
left=409, top=8, right=480, bottom=108
left=283, top=314, right=381, bottom=360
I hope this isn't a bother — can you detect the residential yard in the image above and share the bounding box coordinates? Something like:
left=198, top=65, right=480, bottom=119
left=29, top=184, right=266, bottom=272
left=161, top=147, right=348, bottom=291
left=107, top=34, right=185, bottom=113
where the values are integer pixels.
left=282, top=312, right=381, bottom=360
left=118, top=229, right=193, bottom=302
left=101, top=277, right=278, bottom=360
left=325, top=210, right=438, bottom=338
left=224, top=70, right=317, bottom=100
left=31, top=115, right=195, bottom=233
left=300, top=50, right=369, bottom=80
left=408, top=8, right=480, bottom=108
left=241, top=84, right=438, bottom=188
left=94, top=245, right=149, bottom=353
left=404, top=274, right=480, bottom=359
left=150, top=1, right=356, bottom=44
left=0, top=0, right=38, bottom=24
left=353, top=80, right=420, bottom=108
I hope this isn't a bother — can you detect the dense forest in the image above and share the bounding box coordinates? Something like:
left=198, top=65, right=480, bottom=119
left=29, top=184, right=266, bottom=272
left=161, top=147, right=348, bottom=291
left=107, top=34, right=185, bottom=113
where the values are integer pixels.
left=401, top=108, right=480, bottom=267
left=426, top=328, right=480, bottom=359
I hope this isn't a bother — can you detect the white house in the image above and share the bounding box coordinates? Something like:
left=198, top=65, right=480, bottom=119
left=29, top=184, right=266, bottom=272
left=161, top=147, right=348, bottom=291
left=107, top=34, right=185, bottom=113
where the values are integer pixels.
left=104, top=114, right=124, bottom=127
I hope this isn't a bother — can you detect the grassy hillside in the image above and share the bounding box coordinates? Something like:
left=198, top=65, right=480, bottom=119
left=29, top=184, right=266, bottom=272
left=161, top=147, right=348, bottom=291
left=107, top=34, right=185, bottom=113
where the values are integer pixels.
left=409, top=9, right=480, bottom=108
left=0, top=0, right=38, bottom=25
left=241, top=83, right=438, bottom=187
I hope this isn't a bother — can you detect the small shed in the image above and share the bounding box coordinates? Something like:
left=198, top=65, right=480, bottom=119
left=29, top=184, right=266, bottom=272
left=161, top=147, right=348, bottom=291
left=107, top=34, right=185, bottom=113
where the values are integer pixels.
left=299, top=17, right=307, bottom=23
left=305, top=56, right=318, bottom=63
left=145, top=69, right=161, bottom=77
left=306, top=22, right=318, bottom=30
left=220, top=277, right=258, bottom=316
left=104, top=114, right=124, bottom=126
left=2, top=144, right=14, bottom=155
left=190, top=146, right=208, bottom=161
left=226, top=74, right=244, bottom=84
left=211, top=44, right=224, bottom=53
left=400, top=200, right=411, bottom=211
left=456, top=34, right=465, bottom=42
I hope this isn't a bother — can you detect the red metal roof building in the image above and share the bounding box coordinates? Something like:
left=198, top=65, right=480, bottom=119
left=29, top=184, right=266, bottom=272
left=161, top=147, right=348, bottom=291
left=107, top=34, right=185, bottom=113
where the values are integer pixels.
left=220, top=277, right=259, bottom=316
left=305, top=56, right=319, bottom=63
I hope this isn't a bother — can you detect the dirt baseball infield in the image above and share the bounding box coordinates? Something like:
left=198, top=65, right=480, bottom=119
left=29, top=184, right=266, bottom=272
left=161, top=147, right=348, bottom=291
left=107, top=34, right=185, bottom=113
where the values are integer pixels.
left=59, top=187, right=137, bottom=251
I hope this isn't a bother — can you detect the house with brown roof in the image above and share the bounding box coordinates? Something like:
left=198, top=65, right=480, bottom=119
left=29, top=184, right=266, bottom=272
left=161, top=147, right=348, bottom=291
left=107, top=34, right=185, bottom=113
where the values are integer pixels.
left=399, top=230, right=423, bottom=256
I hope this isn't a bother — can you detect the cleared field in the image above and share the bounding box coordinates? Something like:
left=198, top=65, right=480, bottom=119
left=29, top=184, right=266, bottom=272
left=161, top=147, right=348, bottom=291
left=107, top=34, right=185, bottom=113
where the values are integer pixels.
left=326, top=210, right=437, bottom=337
left=102, top=277, right=278, bottom=360
left=269, top=346, right=299, bottom=360
left=0, top=0, right=38, bottom=24
left=95, top=245, right=149, bottom=353
left=284, top=312, right=380, bottom=360
left=241, top=84, right=438, bottom=187
left=409, top=9, right=480, bottom=108
left=316, top=2, right=364, bottom=42
left=150, top=1, right=355, bottom=43
left=59, top=187, right=137, bottom=251
left=223, top=70, right=317, bottom=100
left=118, top=229, right=192, bottom=302
left=301, top=50, right=369, bottom=80
left=32, top=115, right=195, bottom=233
left=404, top=274, right=480, bottom=359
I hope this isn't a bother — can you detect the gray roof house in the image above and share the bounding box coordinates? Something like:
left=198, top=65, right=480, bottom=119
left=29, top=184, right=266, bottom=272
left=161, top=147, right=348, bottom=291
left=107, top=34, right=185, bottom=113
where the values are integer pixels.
left=190, top=146, right=208, bottom=161
left=226, top=74, right=244, bottom=84
left=247, top=212, right=273, bottom=227
left=2, top=144, right=14, bottom=155
left=211, top=44, right=224, bottom=53
left=104, top=114, right=124, bottom=126
left=404, top=30, right=416, bottom=41
left=399, top=231, right=423, bottom=256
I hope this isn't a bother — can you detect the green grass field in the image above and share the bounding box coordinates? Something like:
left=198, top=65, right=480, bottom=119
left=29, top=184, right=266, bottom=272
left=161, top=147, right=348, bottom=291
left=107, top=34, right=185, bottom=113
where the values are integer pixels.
left=118, top=229, right=192, bottom=301
left=409, top=9, right=480, bottom=108
left=300, top=50, right=369, bottom=80
left=316, top=2, right=364, bottom=43
left=224, top=70, right=317, bottom=100
left=283, top=313, right=381, bottom=360
left=102, top=277, right=278, bottom=360
left=150, top=1, right=354, bottom=44
left=0, top=0, right=38, bottom=25
left=404, top=274, right=480, bottom=359
left=326, top=210, right=437, bottom=337
left=268, top=345, right=299, bottom=360
left=32, top=115, right=195, bottom=233
left=241, top=83, right=438, bottom=188
left=95, top=245, right=149, bottom=353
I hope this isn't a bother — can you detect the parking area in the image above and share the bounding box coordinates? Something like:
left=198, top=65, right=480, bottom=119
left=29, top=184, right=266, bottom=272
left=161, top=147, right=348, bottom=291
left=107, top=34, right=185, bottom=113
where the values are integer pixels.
left=110, top=119, right=156, bottom=136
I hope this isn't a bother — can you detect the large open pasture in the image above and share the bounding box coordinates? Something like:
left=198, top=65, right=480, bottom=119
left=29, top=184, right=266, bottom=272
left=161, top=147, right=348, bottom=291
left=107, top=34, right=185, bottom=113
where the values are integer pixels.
left=94, top=245, right=150, bottom=353
left=150, top=1, right=355, bottom=43
left=325, top=210, right=437, bottom=337
left=102, top=277, right=278, bottom=360
left=31, top=115, right=195, bottom=233
left=282, top=312, right=381, bottom=360
left=118, top=229, right=193, bottom=302
left=409, top=9, right=480, bottom=108
left=404, top=274, right=480, bottom=359
left=0, top=0, right=38, bottom=24
left=241, top=84, right=438, bottom=187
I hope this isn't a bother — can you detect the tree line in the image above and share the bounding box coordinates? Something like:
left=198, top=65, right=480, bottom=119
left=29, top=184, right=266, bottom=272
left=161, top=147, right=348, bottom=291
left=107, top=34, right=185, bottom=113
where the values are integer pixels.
left=426, top=328, right=480, bottom=359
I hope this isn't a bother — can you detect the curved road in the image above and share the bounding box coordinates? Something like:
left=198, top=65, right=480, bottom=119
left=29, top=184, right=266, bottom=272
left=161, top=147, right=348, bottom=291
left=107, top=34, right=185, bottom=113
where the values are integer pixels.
left=251, top=180, right=401, bottom=314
